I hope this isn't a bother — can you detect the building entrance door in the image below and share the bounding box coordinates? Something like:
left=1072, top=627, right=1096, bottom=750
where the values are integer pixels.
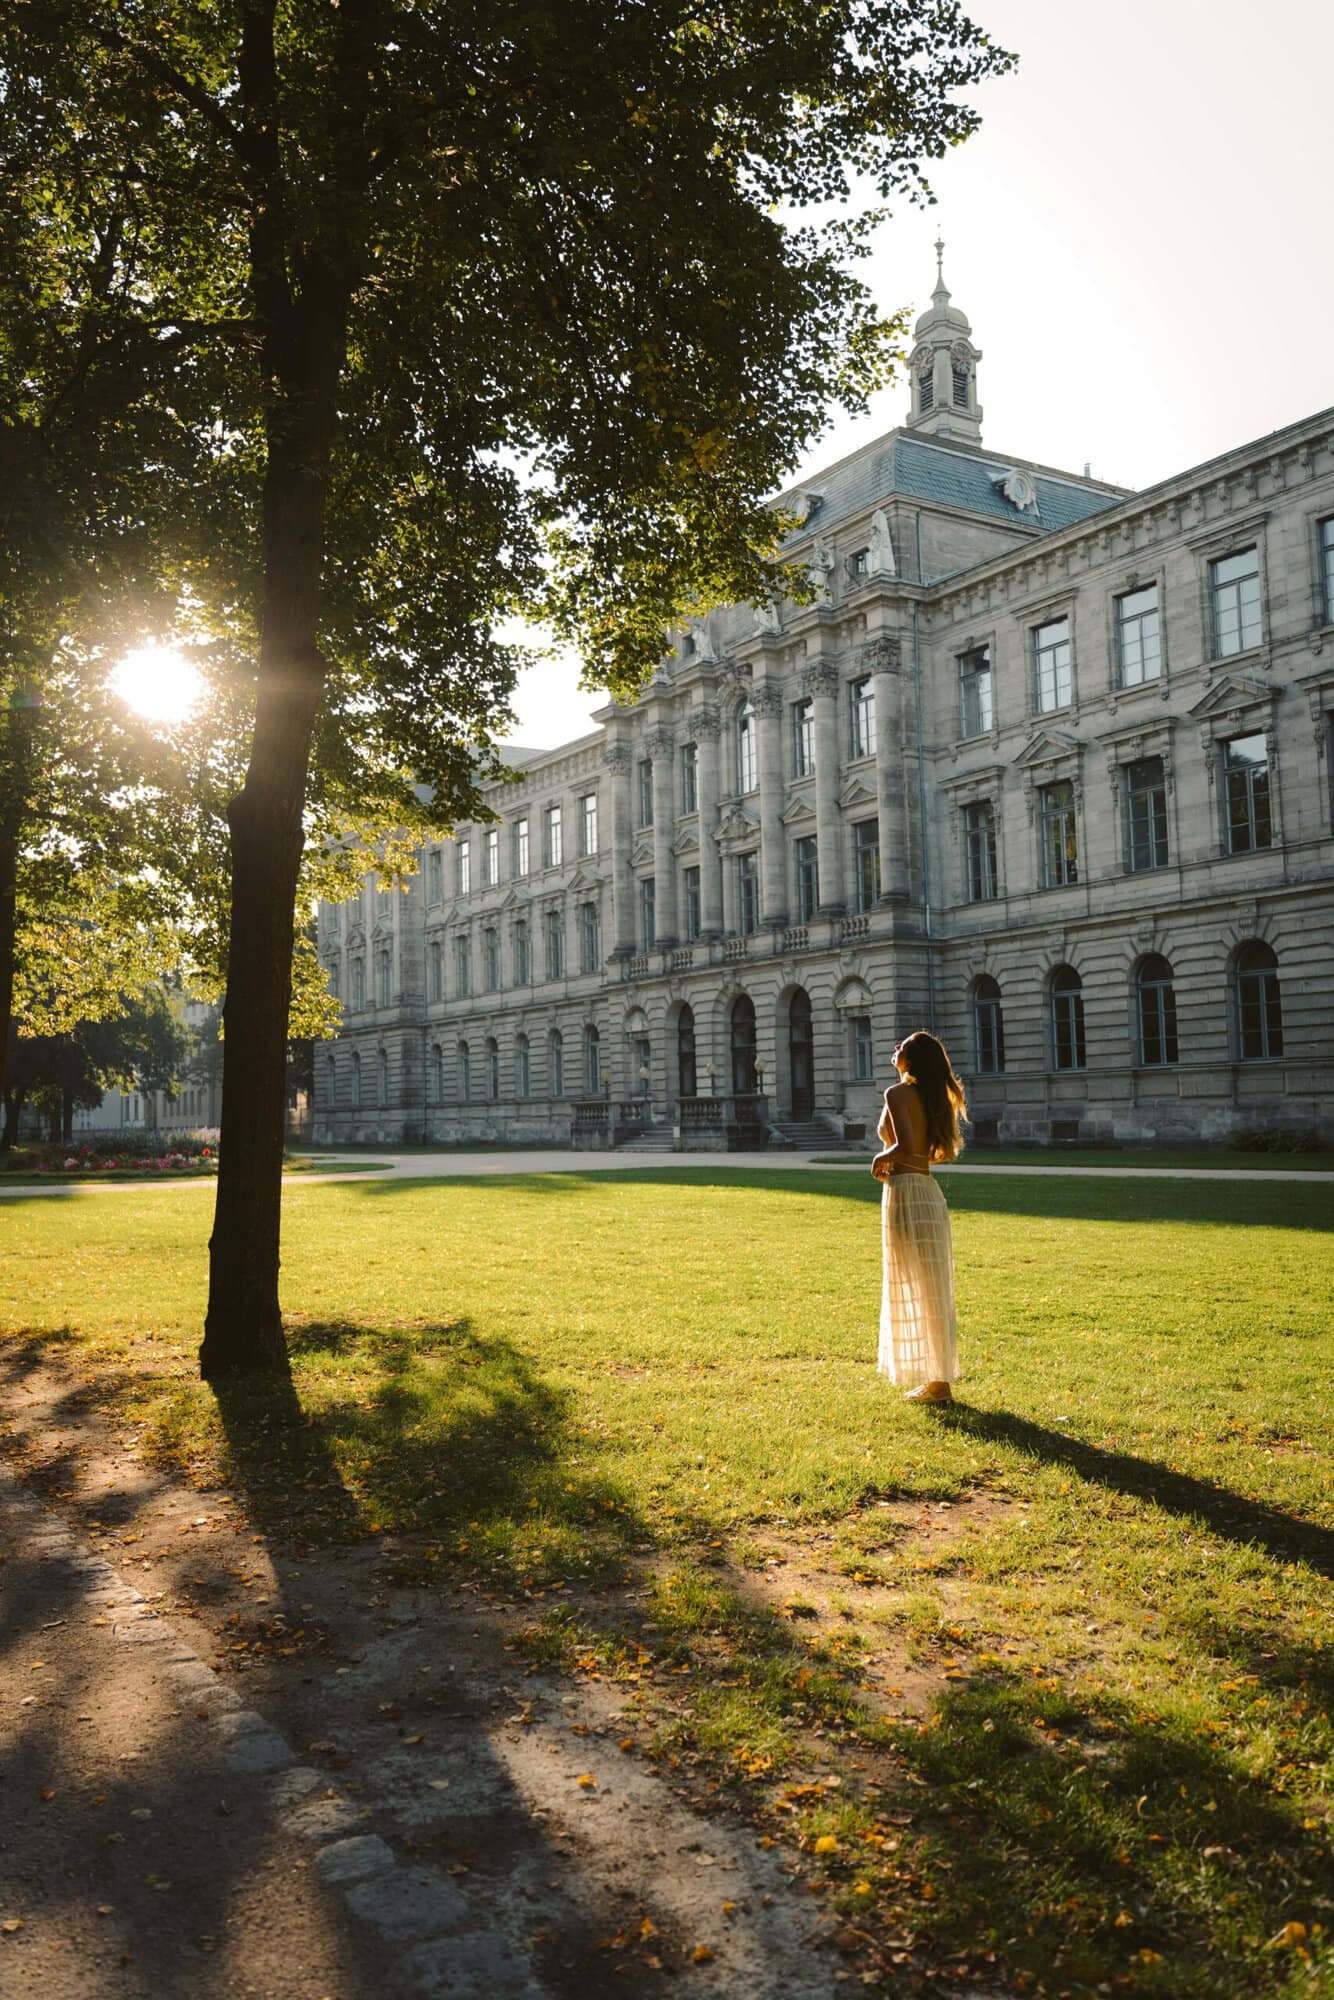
left=788, top=989, right=814, bottom=1119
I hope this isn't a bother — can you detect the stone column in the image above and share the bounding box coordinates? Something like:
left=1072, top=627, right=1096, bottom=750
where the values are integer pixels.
left=809, top=663, right=845, bottom=915
left=647, top=726, right=678, bottom=948
left=753, top=681, right=787, bottom=928
left=863, top=636, right=908, bottom=901
left=694, top=705, right=723, bottom=938
left=603, top=744, right=635, bottom=955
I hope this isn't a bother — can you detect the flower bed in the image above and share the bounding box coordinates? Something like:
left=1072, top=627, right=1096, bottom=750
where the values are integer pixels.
left=2, top=1136, right=218, bottom=1177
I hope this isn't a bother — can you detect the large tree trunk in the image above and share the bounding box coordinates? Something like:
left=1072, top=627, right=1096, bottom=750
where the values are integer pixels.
left=199, top=304, right=347, bottom=1378
left=2, top=1087, right=22, bottom=1150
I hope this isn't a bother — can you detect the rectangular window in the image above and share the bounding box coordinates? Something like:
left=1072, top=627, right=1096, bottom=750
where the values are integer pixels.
left=851, top=1014, right=873, bottom=1082
left=736, top=852, right=759, bottom=935
left=579, top=900, right=600, bottom=974
left=458, top=837, right=471, bottom=895
left=428, top=940, right=443, bottom=1002
left=849, top=547, right=869, bottom=580
left=1115, top=584, right=1162, bottom=687
left=1211, top=546, right=1262, bottom=658
left=792, top=698, right=814, bottom=777
left=853, top=819, right=880, bottom=912
left=544, top=803, right=563, bottom=867
left=427, top=849, right=443, bottom=903
left=515, top=817, right=530, bottom=876
left=737, top=708, right=757, bottom=794
left=453, top=934, right=470, bottom=997
left=377, top=953, right=391, bottom=1008
left=640, top=876, right=656, bottom=950
left=1125, top=757, right=1169, bottom=871
left=1224, top=733, right=1272, bottom=853
left=514, top=920, right=530, bottom=986
left=1039, top=780, right=1078, bottom=887
left=794, top=835, right=819, bottom=921
left=483, top=927, right=499, bottom=990
left=963, top=801, right=997, bottom=902
left=680, top=742, right=698, bottom=815
left=682, top=865, right=701, bottom=941
left=638, top=758, right=654, bottom=828
left=479, top=828, right=495, bottom=886
left=958, top=647, right=993, bottom=737
left=579, top=791, right=598, bottom=857
left=1033, top=616, right=1072, bottom=713
left=1322, top=517, right=1334, bottom=625
left=850, top=676, right=876, bottom=758
left=544, top=908, right=564, bottom=979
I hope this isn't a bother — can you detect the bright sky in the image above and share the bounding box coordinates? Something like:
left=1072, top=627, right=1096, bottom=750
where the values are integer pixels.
left=508, top=0, right=1334, bottom=748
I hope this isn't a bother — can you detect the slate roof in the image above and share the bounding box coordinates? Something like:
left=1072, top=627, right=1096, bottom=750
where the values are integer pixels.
left=778, top=428, right=1125, bottom=547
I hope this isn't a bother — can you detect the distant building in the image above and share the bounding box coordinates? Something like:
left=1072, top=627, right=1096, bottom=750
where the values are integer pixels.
left=315, top=251, right=1334, bottom=1149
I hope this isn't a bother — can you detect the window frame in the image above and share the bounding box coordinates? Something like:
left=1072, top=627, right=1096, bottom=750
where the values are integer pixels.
left=1114, top=583, right=1163, bottom=688
left=736, top=702, right=757, bottom=795
left=579, top=899, right=600, bottom=975
left=484, top=827, right=500, bottom=886
left=972, top=975, right=1005, bottom=1074
left=1135, top=955, right=1179, bottom=1067
left=794, top=834, right=819, bottom=922
left=1049, top=967, right=1086, bottom=1072
left=850, top=1013, right=874, bottom=1082
left=515, top=816, right=530, bottom=877
left=736, top=851, right=759, bottom=935
left=1038, top=779, right=1079, bottom=888
left=850, top=676, right=876, bottom=760
left=637, top=757, right=654, bottom=828
left=1124, top=756, right=1170, bottom=873
left=1209, top=544, right=1263, bottom=660
left=791, top=697, right=814, bottom=778
left=453, top=933, right=470, bottom=998
left=1032, top=614, right=1073, bottom=715
left=1235, top=942, right=1283, bottom=1062
left=482, top=926, right=500, bottom=992
left=640, top=874, right=657, bottom=950
left=682, top=865, right=701, bottom=941
left=544, top=906, right=565, bottom=980
left=458, top=836, right=471, bottom=895
left=579, top=791, right=599, bottom=857
left=958, top=645, right=993, bottom=738
left=962, top=799, right=997, bottom=903
left=1223, top=732, right=1273, bottom=855
left=680, top=742, right=698, bottom=815
left=852, top=818, right=881, bottom=913
left=544, top=802, right=563, bottom=868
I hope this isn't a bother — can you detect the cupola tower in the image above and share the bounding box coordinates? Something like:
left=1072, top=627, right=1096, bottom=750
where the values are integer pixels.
left=905, top=240, right=983, bottom=444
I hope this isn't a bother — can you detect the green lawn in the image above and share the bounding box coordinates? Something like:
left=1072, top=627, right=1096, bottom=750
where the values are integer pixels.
left=2, top=1168, right=1331, bottom=1999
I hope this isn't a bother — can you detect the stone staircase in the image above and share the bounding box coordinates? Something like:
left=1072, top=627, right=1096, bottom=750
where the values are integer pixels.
left=770, top=1118, right=861, bottom=1153
left=614, top=1125, right=676, bottom=1153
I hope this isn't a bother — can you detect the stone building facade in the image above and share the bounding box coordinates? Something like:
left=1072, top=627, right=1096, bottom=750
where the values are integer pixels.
left=314, top=257, right=1334, bottom=1149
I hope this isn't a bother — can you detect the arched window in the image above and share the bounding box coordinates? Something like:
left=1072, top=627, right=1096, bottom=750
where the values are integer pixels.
left=972, top=975, right=1005, bottom=1074
left=730, top=993, right=758, bottom=1096
left=515, top=1033, right=531, bottom=1100
left=918, top=359, right=934, bottom=413
left=377, top=1047, right=389, bottom=1107
left=430, top=1042, right=443, bottom=1103
left=549, top=1029, right=565, bottom=1098
left=1136, top=955, right=1179, bottom=1067
left=583, top=1023, right=600, bottom=1096
left=952, top=359, right=969, bottom=407
left=1049, top=966, right=1086, bottom=1071
left=351, top=1050, right=363, bottom=1107
left=458, top=1040, right=471, bottom=1100
left=677, top=1005, right=697, bottom=1099
left=1235, top=941, right=1283, bottom=1061
left=486, top=1036, right=500, bottom=1101
left=736, top=701, right=757, bottom=794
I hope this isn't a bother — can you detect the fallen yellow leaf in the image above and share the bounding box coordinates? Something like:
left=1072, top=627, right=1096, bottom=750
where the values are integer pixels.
left=577, top=1773, right=597, bottom=1790
left=814, top=1835, right=839, bottom=1855
left=691, top=1945, right=714, bottom=1964
left=1268, top=1922, right=1308, bottom=1950
left=1, top=1919, right=23, bottom=1934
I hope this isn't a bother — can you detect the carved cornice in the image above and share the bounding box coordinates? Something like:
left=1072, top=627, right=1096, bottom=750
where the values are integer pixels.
left=602, top=745, right=632, bottom=775
left=750, top=682, right=784, bottom=719
left=644, top=727, right=676, bottom=760
left=692, top=704, right=722, bottom=741
left=804, top=663, right=840, bottom=699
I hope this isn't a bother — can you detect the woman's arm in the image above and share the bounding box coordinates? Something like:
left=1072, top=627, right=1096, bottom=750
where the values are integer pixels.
left=871, top=1085, right=904, bottom=1180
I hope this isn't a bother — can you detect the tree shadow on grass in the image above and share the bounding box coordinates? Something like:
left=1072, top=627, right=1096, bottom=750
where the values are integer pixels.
left=940, top=1404, right=1334, bottom=1581
left=891, top=1658, right=1330, bottom=1998
left=342, top=1164, right=1334, bottom=1231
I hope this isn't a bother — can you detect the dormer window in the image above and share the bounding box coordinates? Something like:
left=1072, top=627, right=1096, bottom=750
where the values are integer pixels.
left=680, top=631, right=696, bottom=658
left=952, top=362, right=969, bottom=406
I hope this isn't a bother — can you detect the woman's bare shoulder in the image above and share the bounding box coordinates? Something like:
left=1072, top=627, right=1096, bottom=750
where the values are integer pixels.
left=884, top=1078, right=915, bottom=1104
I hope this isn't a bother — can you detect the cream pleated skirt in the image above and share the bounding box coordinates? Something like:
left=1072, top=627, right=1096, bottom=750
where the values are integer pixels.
left=877, top=1172, right=959, bottom=1386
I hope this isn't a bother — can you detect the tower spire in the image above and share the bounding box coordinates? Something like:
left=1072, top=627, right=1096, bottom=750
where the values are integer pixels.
left=906, top=242, right=982, bottom=444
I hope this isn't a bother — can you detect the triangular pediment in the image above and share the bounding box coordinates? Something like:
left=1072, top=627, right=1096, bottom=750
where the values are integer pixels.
left=1188, top=674, right=1273, bottom=720
left=715, top=804, right=761, bottom=844
left=345, top=923, right=365, bottom=949
left=781, top=794, right=819, bottom=827
left=498, top=888, right=527, bottom=912
left=1014, top=728, right=1082, bottom=769
left=630, top=837, right=654, bottom=869
left=671, top=827, right=701, bottom=857
left=567, top=866, right=603, bottom=892
left=838, top=776, right=876, bottom=810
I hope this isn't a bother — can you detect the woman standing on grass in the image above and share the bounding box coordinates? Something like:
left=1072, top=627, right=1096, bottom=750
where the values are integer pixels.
left=871, top=1030, right=967, bottom=1404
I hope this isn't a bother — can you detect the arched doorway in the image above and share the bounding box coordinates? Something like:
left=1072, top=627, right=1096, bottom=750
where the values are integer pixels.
left=788, top=989, right=813, bottom=1118
left=730, top=994, right=757, bottom=1096
left=677, top=1004, right=697, bottom=1100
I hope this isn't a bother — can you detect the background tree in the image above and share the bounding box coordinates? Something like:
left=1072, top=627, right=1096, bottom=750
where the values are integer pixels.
left=8, top=1, right=1011, bottom=1379
left=3, top=986, right=190, bottom=1147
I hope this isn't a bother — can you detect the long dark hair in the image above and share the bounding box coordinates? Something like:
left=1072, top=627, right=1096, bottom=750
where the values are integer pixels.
left=896, top=1031, right=967, bottom=1162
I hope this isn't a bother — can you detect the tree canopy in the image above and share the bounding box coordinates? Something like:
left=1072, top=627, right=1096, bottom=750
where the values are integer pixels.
left=3, top=0, right=1012, bottom=1373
